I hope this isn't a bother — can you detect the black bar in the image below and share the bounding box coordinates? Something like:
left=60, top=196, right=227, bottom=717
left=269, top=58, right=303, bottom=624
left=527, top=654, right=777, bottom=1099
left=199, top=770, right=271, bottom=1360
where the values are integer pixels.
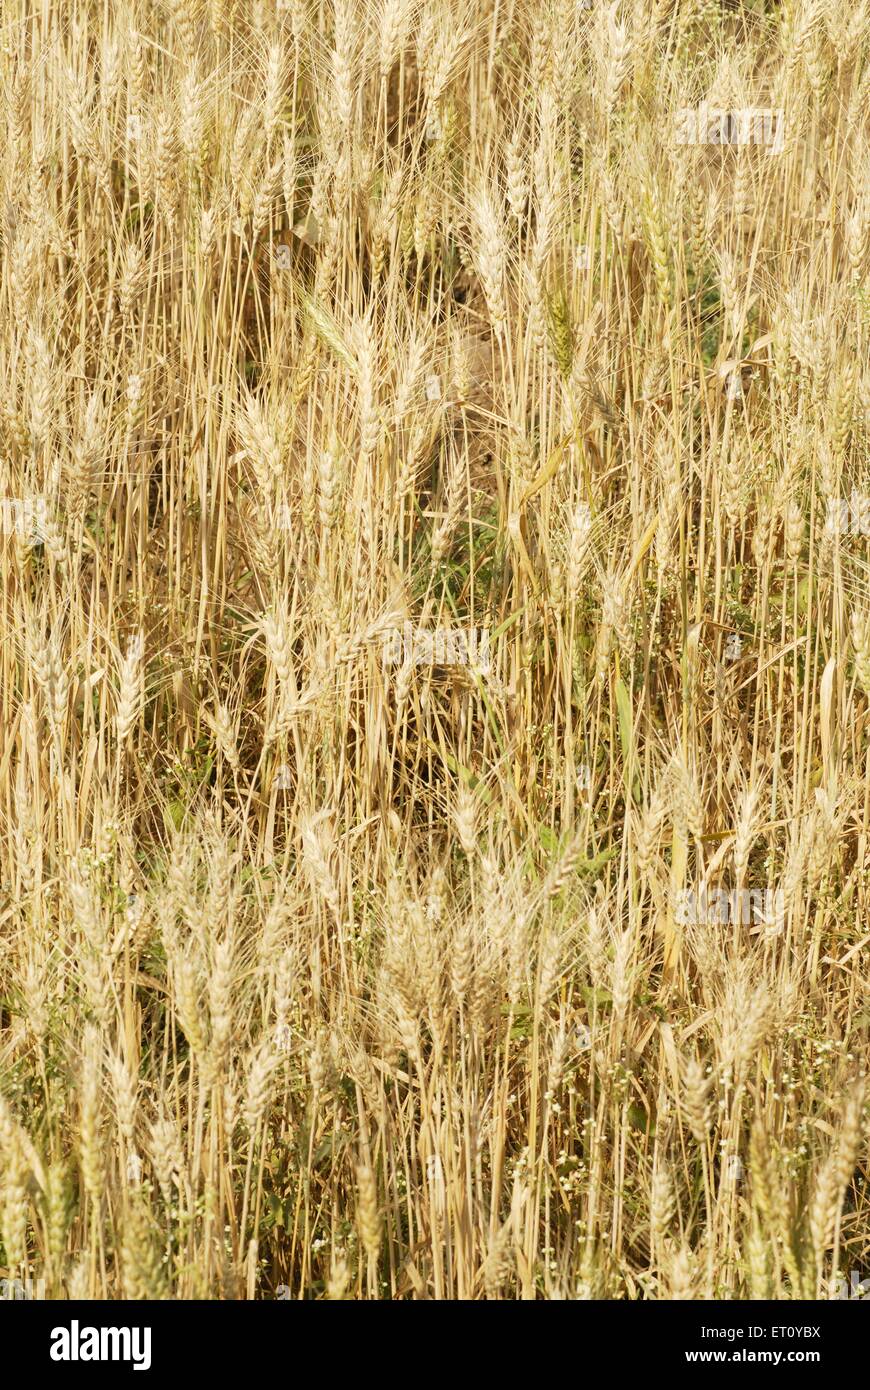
left=2, top=1296, right=863, bottom=1377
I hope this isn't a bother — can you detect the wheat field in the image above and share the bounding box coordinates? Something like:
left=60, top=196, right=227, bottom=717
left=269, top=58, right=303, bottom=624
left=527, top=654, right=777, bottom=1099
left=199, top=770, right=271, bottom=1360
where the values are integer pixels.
left=0, top=0, right=869, bottom=1302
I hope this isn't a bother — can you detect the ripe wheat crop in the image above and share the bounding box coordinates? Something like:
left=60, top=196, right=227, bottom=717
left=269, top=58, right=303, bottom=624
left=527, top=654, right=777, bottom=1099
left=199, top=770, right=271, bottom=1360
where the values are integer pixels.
left=1, top=0, right=869, bottom=1301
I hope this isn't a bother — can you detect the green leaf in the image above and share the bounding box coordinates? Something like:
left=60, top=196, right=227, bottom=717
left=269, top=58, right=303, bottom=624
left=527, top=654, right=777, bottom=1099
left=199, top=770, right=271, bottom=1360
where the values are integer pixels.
left=615, top=677, right=641, bottom=802
left=267, top=1193, right=285, bottom=1228
left=538, top=824, right=559, bottom=855
left=628, top=1104, right=655, bottom=1137
left=577, top=845, right=619, bottom=875
left=615, top=676, right=632, bottom=771
left=580, top=984, right=613, bottom=1009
